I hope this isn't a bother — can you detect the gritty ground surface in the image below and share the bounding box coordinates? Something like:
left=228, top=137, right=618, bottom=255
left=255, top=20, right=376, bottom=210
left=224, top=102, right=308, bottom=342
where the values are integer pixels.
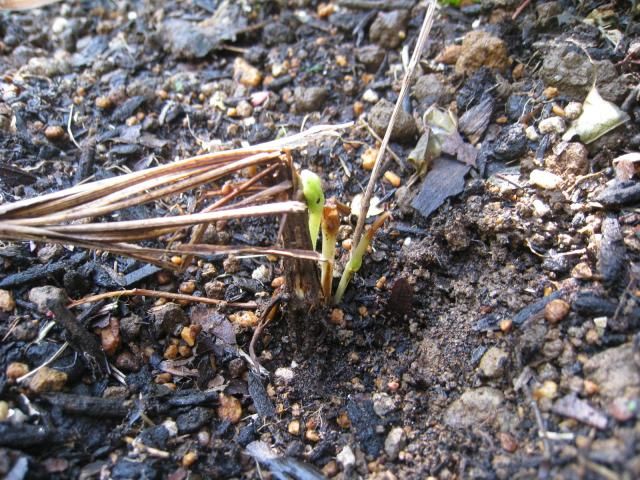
left=1, top=1, right=640, bottom=479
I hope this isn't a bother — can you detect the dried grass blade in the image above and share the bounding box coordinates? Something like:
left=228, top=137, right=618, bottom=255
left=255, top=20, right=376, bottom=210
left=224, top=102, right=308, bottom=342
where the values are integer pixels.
left=41, top=201, right=306, bottom=233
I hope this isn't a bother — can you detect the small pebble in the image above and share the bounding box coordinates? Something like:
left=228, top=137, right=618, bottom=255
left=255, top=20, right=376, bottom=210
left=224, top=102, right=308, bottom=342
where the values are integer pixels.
left=305, top=429, right=321, bottom=442
left=44, top=125, right=65, bottom=141
left=530, top=169, right=563, bottom=190
left=362, top=88, right=379, bottom=103
left=353, top=101, right=365, bottom=117
left=164, top=343, right=179, bottom=360
left=499, top=319, right=513, bottom=333
left=0, top=289, right=16, bottom=312
left=6, top=362, right=29, bottom=381
left=28, top=367, right=67, bottom=393
left=322, top=461, right=338, bottom=478
left=197, top=430, right=210, bottom=447
left=572, top=262, right=592, bottom=279
left=538, top=116, right=566, bottom=135
left=544, top=299, right=570, bottom=324
left=498, top=432, right=518, bottom=453
left=384, top=427, right=406, bottom=460
left=179, top=280, right=196, bottom=295
left=543, top=86, right=559, bottom=99
left=532, top=199, right=550, bottom=217
left=288, top=419, right=301, bottom=436
left=223, top=255, right=241, bottom=274
left=180, top=325, right=201, bottom=347
left=95, top=96, right=113, bottom=109
left=564, top=102, right=582, bottom=120
left=317, top=2, right=335, bottom=18
left=229, top=311, right=258, bottom=328
left=155, top=372, right=172, bottom=384
left=336, top=411, right=351, bottom=429
left=552, top=104, right=565, bottom=117
left=533, top=380, right=558, bottom=400
left=236, top=100, right=253, bottom=118
left=330, top=308, right=345, bottom=326
left=584, top=379, right=599, bottom=396
left=182, top=451, right=198, bottom=468
left=361, top=147, right=378, bottom=171
left=217, top=394, right=242, bottom=423
left=479, top=347, right=509, bottom=378
left=233, top=57, right=262, bottom=88
left=384, top=171, right=401, bottom=187
left=335, top=55, right=348, bottom=67
left=271, top=276, right=285, bottom=288
left=115, top=351, right=141, bottom=372
left=100, top=318, right=121, bottom=356
left=525, top=125, right=539, bottom=141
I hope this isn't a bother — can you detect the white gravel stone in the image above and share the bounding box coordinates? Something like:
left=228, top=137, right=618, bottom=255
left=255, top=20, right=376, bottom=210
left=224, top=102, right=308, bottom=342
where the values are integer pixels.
left=530, top=169, right=563, bottom=190
left=538, top=116, right=566, bottom=134
left=362, top=88, right=380, bottom=103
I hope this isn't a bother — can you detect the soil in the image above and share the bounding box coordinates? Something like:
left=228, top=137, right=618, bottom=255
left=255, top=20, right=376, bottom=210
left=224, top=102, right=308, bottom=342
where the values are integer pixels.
left=1, top=1, right=640, bottom=479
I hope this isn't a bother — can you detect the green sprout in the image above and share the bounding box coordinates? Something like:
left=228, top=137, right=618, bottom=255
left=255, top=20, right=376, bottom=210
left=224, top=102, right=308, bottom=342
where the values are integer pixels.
left=300, top=169, right=324, bottom=250
left=333, top=212, right=390, bottom=304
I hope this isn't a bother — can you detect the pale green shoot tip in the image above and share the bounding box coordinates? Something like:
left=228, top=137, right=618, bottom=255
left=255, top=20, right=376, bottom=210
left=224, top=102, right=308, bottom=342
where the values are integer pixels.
left=300, top=169, right=324, bottom=250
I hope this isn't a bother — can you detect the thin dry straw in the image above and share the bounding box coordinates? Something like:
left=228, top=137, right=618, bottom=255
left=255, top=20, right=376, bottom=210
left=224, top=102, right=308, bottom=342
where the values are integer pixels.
left=349, top=0, right=437, bottom=251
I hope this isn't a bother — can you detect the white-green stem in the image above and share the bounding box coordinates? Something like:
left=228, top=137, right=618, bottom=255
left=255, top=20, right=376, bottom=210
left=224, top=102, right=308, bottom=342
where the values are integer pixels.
left=333, top=212, right=390, bottom=304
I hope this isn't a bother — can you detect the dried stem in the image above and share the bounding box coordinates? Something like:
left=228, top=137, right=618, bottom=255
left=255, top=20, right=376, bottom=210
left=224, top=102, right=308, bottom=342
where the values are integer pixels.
left=68, top=289, right=257, bottom=309
left=350, top=0, right=437, bottom=252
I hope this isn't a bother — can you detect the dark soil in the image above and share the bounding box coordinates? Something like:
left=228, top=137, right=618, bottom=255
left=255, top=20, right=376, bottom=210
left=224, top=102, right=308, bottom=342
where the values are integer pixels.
left=1, top=1, right=640, bottom=479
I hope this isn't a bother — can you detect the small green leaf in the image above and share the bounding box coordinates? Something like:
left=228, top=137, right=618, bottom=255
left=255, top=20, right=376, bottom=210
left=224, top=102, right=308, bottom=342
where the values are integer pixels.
left=300, top=169, right=324, bottom=250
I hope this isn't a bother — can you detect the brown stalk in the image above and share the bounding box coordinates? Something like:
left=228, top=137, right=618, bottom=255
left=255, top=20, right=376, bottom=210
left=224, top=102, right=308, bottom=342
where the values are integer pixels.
left=68, top=289, right=257, bottom=310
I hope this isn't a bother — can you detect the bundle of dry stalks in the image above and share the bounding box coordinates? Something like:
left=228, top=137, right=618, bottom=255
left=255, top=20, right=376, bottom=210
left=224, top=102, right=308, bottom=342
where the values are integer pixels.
left=0, top=124, right=349, bottom=271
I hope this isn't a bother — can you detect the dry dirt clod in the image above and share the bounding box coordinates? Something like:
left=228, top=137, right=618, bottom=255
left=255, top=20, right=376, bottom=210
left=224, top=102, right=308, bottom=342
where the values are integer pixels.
left=294, top=86, right=328, bottom=113
left=369, top=10, right=409, bottom=49
left=478, top=347, right=509, bottom=379
left=151, top=303, right=187, bottom=337
left=369, top=99, right=417, bottom=143
left=455, top=30, right=509, bottom=76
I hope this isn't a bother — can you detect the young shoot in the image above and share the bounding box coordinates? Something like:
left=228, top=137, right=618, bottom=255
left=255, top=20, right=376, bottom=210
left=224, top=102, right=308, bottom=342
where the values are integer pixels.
left=300, top=169, right=324, bottom=250
left=320, top=200, right=340, bottom=302
left=333, top=211, right=390, bottom=305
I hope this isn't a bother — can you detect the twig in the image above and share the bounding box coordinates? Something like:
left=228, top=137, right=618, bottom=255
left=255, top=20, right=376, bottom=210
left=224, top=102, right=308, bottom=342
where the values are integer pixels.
left=67, top=105, right=81, bottom=150
left=350, top=1, right=437, bottom=252
left=17, top=342, right=69, bottom=383
left=511, top=0, right=533, bottom=20
left=68, top=289, right=258, bottom=309
left=249, top=294, right=287, bottom=374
